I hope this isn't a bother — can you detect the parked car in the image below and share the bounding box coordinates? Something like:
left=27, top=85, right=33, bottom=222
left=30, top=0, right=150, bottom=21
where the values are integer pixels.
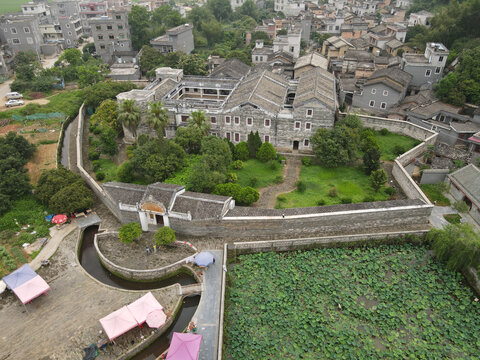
left=5, top=92, right=23, bottom=100
left=5, top=99, right=25, bottom=107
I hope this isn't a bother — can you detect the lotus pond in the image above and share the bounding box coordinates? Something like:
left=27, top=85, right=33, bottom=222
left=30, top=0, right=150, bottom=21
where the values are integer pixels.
left=224, top=245, right=480, bottom=359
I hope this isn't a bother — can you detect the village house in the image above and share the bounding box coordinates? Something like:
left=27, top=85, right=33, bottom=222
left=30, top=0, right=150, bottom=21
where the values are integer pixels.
left=447, top=164, right=480, bottom=225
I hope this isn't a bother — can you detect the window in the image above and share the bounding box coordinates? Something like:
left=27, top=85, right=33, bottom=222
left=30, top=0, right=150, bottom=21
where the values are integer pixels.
left=369, top=100, right=375, bottom=107
left=66, top=24, right=70, bottom=28
left=116, top=15, right=121, bottom=20
left=264, top=135, right=270, bottom=143
left=67, top=39, right=71, bottom=44
left=438, top=115, right=445, bottom=122
left=435, top=67, right=441, bottom=74
left=234, top=116, right=240, bottom=125
left=234, top=133, right=240, bottom=142
left=120, top=43, right=124, bottom=47
left=425, top=69, right=431, bottom=77
left=438, top=56, right=444, bottom=62
left=96, top=25, right=101, bottom=30
left=210, top=116, right=216, bottom=124
left=109, top=35, right=114, bottom=39
left=100, top=45, right=105, bottom=49
left=383, top=90, right=388, bottom=96
left=225, top=116, right=231, bottom=124
left=68, top=31, right=72, bottom=36
left=119, top=34, right=125, bottom=39
left=381, top=102, right=387, bottom=109
left=255, top=56, right=258, bottom=61
left=304, top=139, right=309, bottom=147
left=295, top=121, right=301, bottom=130
left=118, top=25, right=123, bottom=30
left=306, top=109, right=313, bottom=117
left=23, top=27, right=30, bottom=33
left=290, top=46, right=294, bottom=52
left=247, top=117, right=253, bottom=126
left=98, top=35, right=103, bottom=40
left=264, top=119, right=270, bottom=127
left=11, top=28, right=17, bottom=34
left=4, top=28, right=7, bottom=33
left=12, top=38, right=20, bottom=44
left=305, top=122, right=311, bottom=130
left=371, top=88, right=376, bottom=94
left=26, top=37, right=33, bottom=44
left=107, top=25, right=112, bottom=30
left=226, top=132, right=231, bottom=141
left=181, top=115, right=189, bottom=122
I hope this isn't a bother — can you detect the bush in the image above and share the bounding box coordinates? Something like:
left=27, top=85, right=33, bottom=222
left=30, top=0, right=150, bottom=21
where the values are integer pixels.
left=268, top=160, right=279, bottom=170
left=277, top=194, right=286, bottom=202
left=296, top=180, right=306, bottom=193
left=117, top=161, right=133, bottom=182
left=154, top=226, right=176, bottom=246
left=213, top=183, right=259, bottom=206
left=385, top=187, right=397, bottom=196
left=137, top=134, right=149, bottom=146
left=370, top=169, right=387, bottom=192
left=118, top=222, right=142, bottom=244
left=233, top=160, right=244, bottom=170
left=454, top=160, right=465, bottom=169
left=363, top=195, right=375, bottom=202
left=301, top=157, right=312, bottom=166
left=249, top=176, right=258, bottom=187
left=274, top=175, right=283, bottom=184
left=256, top=142, right=277, bottom=162
left=341, top=197, right=352, bottom=204
left=234, top=141, right=249, bottom=161
left=328, top=187, right=338, bottom=198
left=95, top=171, right=105, bottom=181
left=380, top=128, right=390, bottom=136
left=453, top=200, right=470, bottom=213
left=226, top=172, right=237, bottom=183
left=392, top=145, right=405, bottom=156
left=88, top=150, right=100, bottom=161
left=317, top=199, right=326, bottom=206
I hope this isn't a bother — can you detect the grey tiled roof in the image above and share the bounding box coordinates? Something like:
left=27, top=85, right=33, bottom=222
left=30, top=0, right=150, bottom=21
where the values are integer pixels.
left=171, top=191, right=231, bottom=220
left=103, top=182, right=147, bottom=205
left=209, top=59, right=251, bottom=79
left=407, top=101, right=469, bottom=121
left=224, top=69, right=289, bottom=114
left=294, top=52, right=328, bottom=70
left=142, top=183, right=184, bottom=208
left=225, top=199, right=426, bottom=217
left=448, top=164, right=480, bottom=207
left=366, top=67, right=412, bottom=93
left=293, top=67, right=336, bottom=110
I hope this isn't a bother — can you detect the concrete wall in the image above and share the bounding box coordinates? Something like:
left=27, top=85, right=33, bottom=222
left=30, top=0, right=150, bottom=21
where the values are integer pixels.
left=352, top=83, right=403, bottom=111
left=420, top=169, right=449, bottom=184
left=173, top=28, right=194, bottom=54
left=402, top=63, right=442, bottom=88
left=94, top=231, right=198, bottom=281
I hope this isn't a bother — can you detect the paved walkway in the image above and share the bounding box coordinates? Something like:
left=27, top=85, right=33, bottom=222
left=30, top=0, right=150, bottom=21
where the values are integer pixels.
left=193, top=250, right=223, bottom=360
left=430, top=206, right=457, bottom=229
left=254, top=156, right=301, bottom=208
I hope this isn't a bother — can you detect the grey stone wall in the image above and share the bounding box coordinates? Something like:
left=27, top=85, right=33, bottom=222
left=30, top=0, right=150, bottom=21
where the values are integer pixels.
left=403, top=63, right=442, bottom=88
left=420, top=169, right=449, bottom=184
left=352, top=83, right=404, bottom=111
left=174, top=28, right=194, bottom=54
left=435, top=142, right=472, bottom=162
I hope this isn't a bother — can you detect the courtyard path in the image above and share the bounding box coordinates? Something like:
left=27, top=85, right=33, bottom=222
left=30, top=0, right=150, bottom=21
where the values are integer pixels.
left=254, top=156, right=301, bottom=208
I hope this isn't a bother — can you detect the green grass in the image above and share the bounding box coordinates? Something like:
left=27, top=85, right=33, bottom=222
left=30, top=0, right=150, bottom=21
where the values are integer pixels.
left=0, top=0, right=33, bottom=14
left=373, top=131, right=421, bottom=161
left=278, top=165, right=389, bottom=208
left=0, top=90, right=84, bottom=120
left=165, top=154, right=202, bottom=185
left=225, top=245, right=480, bottom=359
left=232, top=159, right=284, bottom=189
left=420, top=184, right=451, bottom=206
left=443, top=213, right=462, bottom=224
left=92, top=158, right=118, bottom=182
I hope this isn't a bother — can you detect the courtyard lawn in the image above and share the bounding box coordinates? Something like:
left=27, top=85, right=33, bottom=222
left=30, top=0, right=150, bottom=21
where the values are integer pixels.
left=92, top=158, right=118, bottom=183
left=232, top=159, right=284, bottom=189
left=373, top=130, right=421, bottom=161
left=224, top=244, right=480, bottom=359
left=165, top=154, right=202, bottom=185
left=420, top=184, right=451, bottom=206
left=0, top=0, right=32, bottom=14
left=277, top=164, right=389, bottom=208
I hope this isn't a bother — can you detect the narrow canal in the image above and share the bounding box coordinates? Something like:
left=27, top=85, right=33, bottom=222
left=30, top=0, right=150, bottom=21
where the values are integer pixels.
left=79, top=226, right=200, bottom=359
left=60, top=119, right=72, bottom=168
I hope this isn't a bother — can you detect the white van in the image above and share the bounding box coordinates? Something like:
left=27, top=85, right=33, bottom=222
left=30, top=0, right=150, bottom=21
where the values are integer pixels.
left=5, top=92, right=23, bottom=100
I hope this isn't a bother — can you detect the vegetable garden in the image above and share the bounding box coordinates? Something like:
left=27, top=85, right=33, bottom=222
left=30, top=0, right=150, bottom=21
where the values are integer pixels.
left=224, top=244, right=480, bottom=359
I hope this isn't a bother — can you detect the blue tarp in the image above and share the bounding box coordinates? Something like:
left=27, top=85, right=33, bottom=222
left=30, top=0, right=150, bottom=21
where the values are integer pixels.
left=2, top=264, right=37, bottom=290
left=194, top=252, right=215, bottom=267
left=45, top=214, right=54, bottom=222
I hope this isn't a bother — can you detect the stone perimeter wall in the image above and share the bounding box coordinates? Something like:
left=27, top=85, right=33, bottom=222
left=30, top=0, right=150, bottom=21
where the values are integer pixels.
left=94, top=231, right=198, bottom=281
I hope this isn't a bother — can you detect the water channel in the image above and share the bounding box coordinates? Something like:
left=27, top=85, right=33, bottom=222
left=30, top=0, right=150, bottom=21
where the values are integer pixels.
left=60, top=119, right=72, bottom=168
left=79, top=226, right=200, bottom=359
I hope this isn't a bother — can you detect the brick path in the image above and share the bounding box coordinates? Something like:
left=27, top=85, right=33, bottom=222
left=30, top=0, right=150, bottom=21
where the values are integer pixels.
left=254, top=156, right=301, bottom=208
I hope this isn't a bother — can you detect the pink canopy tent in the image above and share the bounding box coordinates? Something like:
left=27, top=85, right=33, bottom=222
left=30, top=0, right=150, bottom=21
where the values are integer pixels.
left=127, top=291, right=164, bottom=325
left=99, top=306, right=138, bottom=341
left=166, top=333, right=203, bottom=360
left=12, top=275, right=50, bottom=304
left=146, top=309, right=167, bottom=328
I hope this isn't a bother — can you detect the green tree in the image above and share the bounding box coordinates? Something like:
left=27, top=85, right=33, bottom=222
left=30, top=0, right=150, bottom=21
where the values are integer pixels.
left=99, top=127, right=118, bottom=156
left=201, top=19, right=223, bottom=46
left=256, top=142, right=277, bottom=162
left=49, top=180, right=93, bottom=213
left=139, top=45, right=165, bottom=76
left=188, top=110, right=210, bottom=136
left=207, top=0, right=232, bottom=21
left=363, top=144, right=381, bottom=174
left=36, top=168, right=83, bottom=206
left=174, top=126, right=205, bottom=154
left=187, top=6, right=215, bottom=31
left=152, top=5, right=184, bottom=28
left=188, top=157, right=226, bottom=192
left=154, top=226, right=176, bottom=246
left=128, top=5, right=151, bottom=50
left=118, top=99, right=142, bottom=139
left=77, top=63, right=107, bottom=88
left=119, top=222, right=142, bottom=244
left=213, top=183, right=259, bottom=205
left=235, top=0, right=258, bottom=20
left=201, top=136, right=232, bottom=172
left=147, top=101, right=170, bottom=137
left=83, top=81, right=137, bottom=109
left=226, top=49, right=252, bottom=65
left=247, top=131, right=262, bottom=158
left=178, top=54, right=208, bottom=75
left=164, top=51, right=183, bottom=67
left=370, top=169, right=387, bottom=192
left=234, top=141, right=249, bottom=161
left=117, top=161, right=134, bottom=182
left=90, top=99, right=120, bottom=133
left=57, top=48, right=83, bottom=66
left=427, top=223, right=480, bottom=271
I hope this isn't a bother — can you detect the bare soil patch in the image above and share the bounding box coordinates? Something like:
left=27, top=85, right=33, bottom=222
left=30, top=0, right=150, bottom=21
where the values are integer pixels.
left=25, top=143, right=57, bottom=183
left=98, top=232, right=196, bottom=270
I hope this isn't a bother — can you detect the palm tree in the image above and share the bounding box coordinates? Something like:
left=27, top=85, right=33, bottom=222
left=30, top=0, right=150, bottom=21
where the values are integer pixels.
left=188, top=110, right=210, bottom=136
left=147, top=101, right=169, bottom=137
left=118, top=99, right=141, bottom=139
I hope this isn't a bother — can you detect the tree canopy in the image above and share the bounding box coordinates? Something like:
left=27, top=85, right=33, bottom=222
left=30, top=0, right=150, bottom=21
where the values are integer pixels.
left=154, top=226, right=176, bottom=246
left=119, top=222, right=142, bottom=244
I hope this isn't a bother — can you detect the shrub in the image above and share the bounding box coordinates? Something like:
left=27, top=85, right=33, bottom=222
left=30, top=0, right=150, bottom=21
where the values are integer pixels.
left=233, top=160, right=244, bottom=170
left=301, top=157, right=312, bottom=166
left=317, top=199, right=326, bottom=206
left=234, top=142, right=249, bottom=161
left=370, top=169, right=387, bottom=192
left=277, top=155, right=286, bottom=163
left=392, top=145, right=405, bottom=156
left=154, top=226, right=176, bottom=246
left=118, top=223, right=142, bottom=244
left=137, top=134, right=149, bottom=146
left=88, top=150, right=100, bottom=161
left=380, top=128, right=390, bottom=136
left=249, top=176, right=258, bottom=187
left=363, top=195, right=375, bottom=202
left=341, top=197, right=352, bottom=204
left=213, top=183, right=260, bottom=206
left=296, top=180, right=306, bottom=193
left=117, top=161, right=133, bottom=182
left=226, top=172, right=237, bottom=183
left=95, top=171, right=105, bottom=181
left=268, top=160, right=279, bottom=170
left=453, top=200, right=470, bottom=213
left=256, top=142, right=277, bottom=162
left=444, top=214, right=462, bottom=224
left=274, top=175, right=283, bottom=184
left=328, top=187, right=338, bottom=197
left=277, top=194, right=286, bottom=202
left=385, top=187, right=397, bottom=196
left=454, top=160, right=465, bottom=169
